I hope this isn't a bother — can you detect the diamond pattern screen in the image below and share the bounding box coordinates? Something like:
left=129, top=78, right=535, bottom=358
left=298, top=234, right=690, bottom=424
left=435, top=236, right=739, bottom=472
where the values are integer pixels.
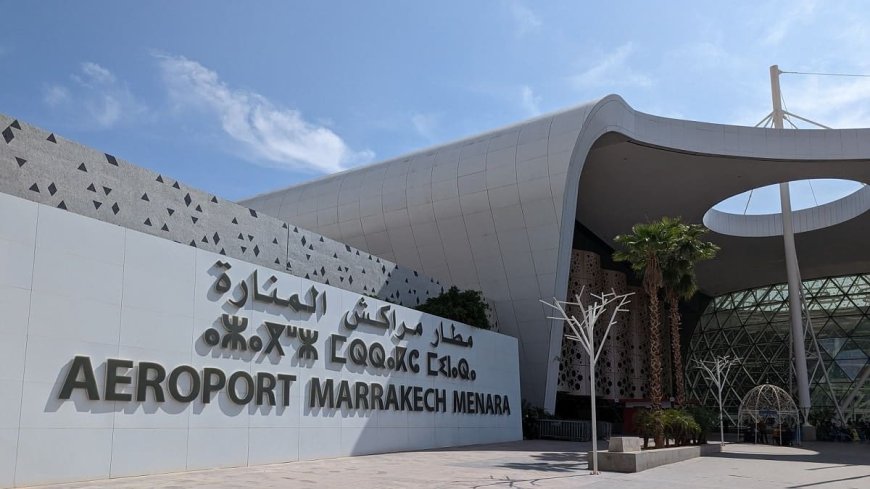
left=557, top=250, right=655, bottom=401
left=686, top=273, right=870, bottom=422
left=0, top=114, right=447, bottom=310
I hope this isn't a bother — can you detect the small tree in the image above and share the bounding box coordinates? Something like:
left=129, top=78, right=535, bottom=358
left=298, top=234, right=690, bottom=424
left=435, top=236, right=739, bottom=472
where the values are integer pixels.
left=416, top=286, right=491, bottom=329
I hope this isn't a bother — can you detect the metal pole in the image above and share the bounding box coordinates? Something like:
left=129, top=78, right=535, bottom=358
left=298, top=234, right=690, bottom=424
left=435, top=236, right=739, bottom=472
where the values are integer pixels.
left=589, top=336, right=599, bottom=474
left=770, top=65, right=813, bottom=425
left=718, top=362, right=725, bottom=445
left=770, top=65, right=785, bottom=130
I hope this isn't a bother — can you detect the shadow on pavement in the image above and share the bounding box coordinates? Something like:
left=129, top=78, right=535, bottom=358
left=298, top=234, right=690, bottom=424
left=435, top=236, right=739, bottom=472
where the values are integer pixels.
left=710, top=442, right=870, bottom=466
left=429, top=439, right=590, bottom=453
left=496, top=451, right=589, bottom=472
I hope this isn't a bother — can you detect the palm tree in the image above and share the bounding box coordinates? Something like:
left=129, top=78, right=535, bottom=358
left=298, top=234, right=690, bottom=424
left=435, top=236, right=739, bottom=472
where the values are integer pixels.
left=613, top=218, right=680, bottom=409
left=662, top=221, right=719, bottom=406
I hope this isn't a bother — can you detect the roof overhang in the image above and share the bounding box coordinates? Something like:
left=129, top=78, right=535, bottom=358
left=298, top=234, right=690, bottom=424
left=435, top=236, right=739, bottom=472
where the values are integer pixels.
left=575, top=131, right=870, bottom=296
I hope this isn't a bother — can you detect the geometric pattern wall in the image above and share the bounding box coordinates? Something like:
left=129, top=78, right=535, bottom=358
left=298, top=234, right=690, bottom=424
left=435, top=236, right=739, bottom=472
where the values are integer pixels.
left=0, top=114, right=448, bottom=309
left=686, top=273, right=870, bottom=422
left=557, top=250, right=601, bottom=396
left=626, top=285, right=651, bottom=399
left=557, top=249, right=653, bottom=400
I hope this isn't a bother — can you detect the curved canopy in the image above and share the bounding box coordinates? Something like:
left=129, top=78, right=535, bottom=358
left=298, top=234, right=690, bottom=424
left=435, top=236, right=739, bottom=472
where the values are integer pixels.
left=738, top=384, right=800, bottom=425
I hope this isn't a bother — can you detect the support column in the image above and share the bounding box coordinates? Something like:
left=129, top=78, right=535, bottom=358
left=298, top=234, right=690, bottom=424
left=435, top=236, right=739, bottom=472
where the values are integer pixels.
left=780, top=182, right=812, bottom=426
left=770, top=65, right=812, bottom=427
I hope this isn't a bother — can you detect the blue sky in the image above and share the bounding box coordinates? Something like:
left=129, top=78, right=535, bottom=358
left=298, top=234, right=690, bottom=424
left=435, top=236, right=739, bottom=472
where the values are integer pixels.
left=2, top=0, right=868, bottom=210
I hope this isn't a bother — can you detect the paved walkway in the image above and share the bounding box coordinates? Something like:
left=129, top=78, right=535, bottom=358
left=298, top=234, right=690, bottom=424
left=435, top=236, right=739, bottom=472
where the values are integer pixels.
left=24, top=440, right=870, bottom=488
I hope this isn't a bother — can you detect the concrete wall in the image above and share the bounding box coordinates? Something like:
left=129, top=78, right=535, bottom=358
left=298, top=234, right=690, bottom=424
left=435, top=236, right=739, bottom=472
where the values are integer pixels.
left=0, top=191, right=521, bottom=488
left=241, top=104, right=598, bottom=408
left=0, top=114, right=447, bottom=308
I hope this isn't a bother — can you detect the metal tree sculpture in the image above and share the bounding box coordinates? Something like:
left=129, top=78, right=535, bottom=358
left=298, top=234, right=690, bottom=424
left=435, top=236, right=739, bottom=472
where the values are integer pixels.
left=692, top=355, right=740, bottom=445
left=543, top=288, right=633, bottom=475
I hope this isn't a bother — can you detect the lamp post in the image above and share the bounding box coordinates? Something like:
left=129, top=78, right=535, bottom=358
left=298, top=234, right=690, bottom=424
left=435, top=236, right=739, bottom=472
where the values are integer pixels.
left=692, top=355, right=740, bottom=445
left=543, top=289, right=633, bottom=475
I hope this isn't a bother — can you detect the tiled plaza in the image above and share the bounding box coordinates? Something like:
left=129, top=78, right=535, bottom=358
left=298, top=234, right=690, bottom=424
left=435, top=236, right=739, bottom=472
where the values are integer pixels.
left=23, top=440, right=870, bottom=488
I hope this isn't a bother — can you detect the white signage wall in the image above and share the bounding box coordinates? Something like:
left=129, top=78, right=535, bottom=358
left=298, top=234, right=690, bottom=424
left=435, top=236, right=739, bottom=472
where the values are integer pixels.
left=0, top=192, right=521, bottom=488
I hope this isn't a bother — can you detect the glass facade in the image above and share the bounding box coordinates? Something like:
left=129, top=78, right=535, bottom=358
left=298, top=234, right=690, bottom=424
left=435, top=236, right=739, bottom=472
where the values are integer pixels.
left=686, top=273, right=870, bottom=423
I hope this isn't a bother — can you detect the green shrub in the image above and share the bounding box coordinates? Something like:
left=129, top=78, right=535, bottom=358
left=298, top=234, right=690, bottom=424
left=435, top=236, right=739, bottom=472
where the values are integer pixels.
left=415, top=286, right=491, bottom=329
left=810, top=408, right=835, bottom=441
left=635, top=408, right=701, bottom=448
left=686, top=406, right=717, bottom=443
left=634, top=409, right=666, bottom=448
left=663, top=409, right=700, bottom=446
left=521, top=399, right=556, bottom=439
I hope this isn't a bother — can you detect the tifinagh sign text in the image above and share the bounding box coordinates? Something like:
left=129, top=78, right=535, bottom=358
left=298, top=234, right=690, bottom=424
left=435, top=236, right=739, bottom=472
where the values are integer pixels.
left=57, top=260, right=511, bottom=416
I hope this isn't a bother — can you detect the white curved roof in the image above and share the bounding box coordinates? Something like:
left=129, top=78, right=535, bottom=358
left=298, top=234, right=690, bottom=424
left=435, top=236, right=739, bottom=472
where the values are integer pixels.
left=241, top=95, right=870, bottom=409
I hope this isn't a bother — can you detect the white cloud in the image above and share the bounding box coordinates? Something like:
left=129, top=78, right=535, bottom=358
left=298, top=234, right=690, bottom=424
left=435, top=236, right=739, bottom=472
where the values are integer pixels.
left=411, top=112, right=439, bottom=141
left=763, top=0, right=819, bottom=45
left=156, top=54, right=373, bottom=174
left=519, top=85, right=541, bottom=116
left=43, top=62, right=145, bottom=128
left=78, top=62, right=116, bottom=85
left=781, top=76, right=870, bottom=128
left=43, top=85, right=69, bottom=106
left=570, top=43, right=653, bottom=89
left=508, top=1, right=541, bottom=35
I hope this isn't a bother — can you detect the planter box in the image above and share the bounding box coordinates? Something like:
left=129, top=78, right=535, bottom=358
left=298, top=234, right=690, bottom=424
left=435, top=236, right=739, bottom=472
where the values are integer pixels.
left=592, top=443, right=722, bottom=473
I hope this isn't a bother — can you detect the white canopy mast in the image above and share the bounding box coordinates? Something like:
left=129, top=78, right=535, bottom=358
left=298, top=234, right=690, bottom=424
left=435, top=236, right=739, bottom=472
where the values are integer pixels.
left=769, top=65, right=813, bottom=431
left=757, top=66, right=848, bottom=433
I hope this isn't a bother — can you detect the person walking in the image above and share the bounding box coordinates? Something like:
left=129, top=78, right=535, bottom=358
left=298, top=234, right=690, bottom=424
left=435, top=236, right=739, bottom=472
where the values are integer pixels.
left=756, top=420, right=768, bottom=444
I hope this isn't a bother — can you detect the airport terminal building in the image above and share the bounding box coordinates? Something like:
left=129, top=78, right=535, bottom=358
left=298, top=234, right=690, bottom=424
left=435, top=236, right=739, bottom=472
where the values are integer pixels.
left=242, top=95, right=870, bottom=417
left=1, top=94, right=869, bottom=485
